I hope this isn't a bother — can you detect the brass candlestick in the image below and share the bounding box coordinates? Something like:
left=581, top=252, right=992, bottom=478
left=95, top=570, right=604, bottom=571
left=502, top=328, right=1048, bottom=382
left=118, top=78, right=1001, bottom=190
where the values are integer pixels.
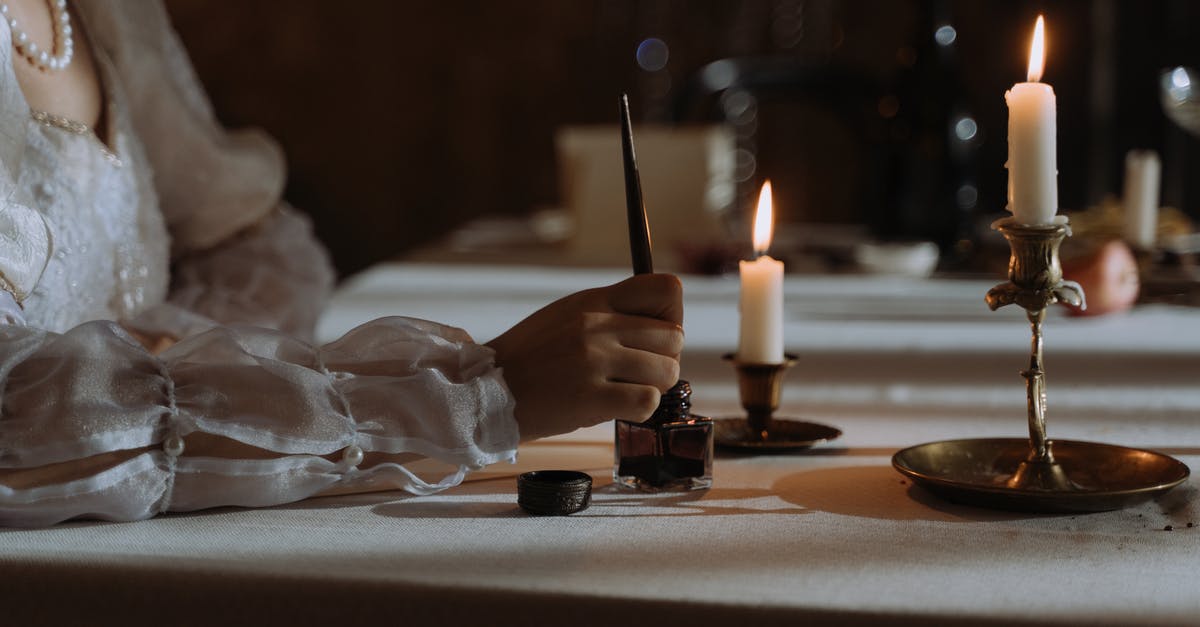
left=893, top=216, right=1190, bottom=512
left=985, top=218, right=1084, bottom=490
left=731, top=354, right=797, bottom=434
left=715, top=354, right=841, bottom=451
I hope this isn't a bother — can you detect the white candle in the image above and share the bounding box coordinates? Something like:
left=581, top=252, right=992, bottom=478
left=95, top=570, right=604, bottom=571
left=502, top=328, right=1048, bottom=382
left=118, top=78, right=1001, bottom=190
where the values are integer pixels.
left=737, top=181, right=784, bottom=364
left=1005, top=15, right=1058, bottom=225
left=1123, top=150, right=1161, bottom=249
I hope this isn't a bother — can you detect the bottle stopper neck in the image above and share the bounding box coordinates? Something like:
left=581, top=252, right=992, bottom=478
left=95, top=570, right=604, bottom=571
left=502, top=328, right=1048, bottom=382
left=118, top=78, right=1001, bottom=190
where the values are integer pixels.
left=653, top=380, right=692, bottom=422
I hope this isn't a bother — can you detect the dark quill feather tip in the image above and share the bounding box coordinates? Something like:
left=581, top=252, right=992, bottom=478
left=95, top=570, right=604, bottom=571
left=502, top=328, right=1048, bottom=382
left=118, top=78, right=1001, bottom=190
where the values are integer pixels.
left=620, top=94, right=654, bottom=275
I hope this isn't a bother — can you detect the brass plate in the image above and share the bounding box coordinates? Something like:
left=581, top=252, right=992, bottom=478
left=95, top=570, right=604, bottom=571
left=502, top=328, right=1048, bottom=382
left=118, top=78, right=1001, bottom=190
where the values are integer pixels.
left=714, top=417, right=841, bottom=452
left=893, top=438, right=1191, bottom=513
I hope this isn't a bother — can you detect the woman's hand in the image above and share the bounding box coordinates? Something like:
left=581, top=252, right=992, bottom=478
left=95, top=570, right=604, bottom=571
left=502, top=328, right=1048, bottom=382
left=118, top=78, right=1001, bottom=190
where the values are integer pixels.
left=486, top=274, right=684, bottom=441
left=125, top=329, right=178, bottom=355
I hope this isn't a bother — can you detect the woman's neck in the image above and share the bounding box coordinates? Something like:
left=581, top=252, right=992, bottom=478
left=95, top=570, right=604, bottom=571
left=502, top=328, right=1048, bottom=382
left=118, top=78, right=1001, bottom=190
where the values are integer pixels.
left=6, top=0, right=103, bottom=130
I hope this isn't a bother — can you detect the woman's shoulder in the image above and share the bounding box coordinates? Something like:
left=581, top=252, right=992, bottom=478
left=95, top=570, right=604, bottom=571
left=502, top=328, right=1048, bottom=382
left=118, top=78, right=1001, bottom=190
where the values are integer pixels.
left=73, top=0, right=173, bottom=47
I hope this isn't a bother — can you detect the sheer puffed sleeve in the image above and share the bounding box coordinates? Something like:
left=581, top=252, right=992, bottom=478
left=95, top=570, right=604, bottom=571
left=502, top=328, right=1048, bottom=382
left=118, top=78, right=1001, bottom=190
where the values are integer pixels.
left=80, top=1, right=335, bottom=341
left=0, top=317, right=518, bottom=527
left=83, top=0, right=284, bottom=256
left=125, top=206, right=335, bottom=343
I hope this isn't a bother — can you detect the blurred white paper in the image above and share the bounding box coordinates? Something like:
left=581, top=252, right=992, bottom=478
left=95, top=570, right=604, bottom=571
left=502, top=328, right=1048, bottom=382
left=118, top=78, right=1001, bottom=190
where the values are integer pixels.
left=556, top=125, right=735, bottom=269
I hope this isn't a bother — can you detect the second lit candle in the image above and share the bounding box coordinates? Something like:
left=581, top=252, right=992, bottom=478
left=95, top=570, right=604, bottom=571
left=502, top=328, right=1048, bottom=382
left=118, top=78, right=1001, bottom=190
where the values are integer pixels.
left=737, top=181, right=784, bottom=364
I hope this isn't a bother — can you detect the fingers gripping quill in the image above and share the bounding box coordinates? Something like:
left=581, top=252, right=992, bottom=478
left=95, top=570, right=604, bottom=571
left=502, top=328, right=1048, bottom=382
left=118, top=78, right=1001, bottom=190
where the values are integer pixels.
left=607, top=274, right=683, bottom=324
left=486, top=274, right=684, bottom=441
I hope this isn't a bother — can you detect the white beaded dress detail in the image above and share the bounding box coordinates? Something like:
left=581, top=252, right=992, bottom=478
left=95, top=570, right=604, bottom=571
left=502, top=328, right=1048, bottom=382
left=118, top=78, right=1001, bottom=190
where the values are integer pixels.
left=19, top=54, right=167, bottom=329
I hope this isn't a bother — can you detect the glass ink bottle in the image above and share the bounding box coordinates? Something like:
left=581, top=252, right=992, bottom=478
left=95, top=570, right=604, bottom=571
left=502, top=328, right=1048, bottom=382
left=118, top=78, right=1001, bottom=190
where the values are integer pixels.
left=614, top=380, right=713, bottom=491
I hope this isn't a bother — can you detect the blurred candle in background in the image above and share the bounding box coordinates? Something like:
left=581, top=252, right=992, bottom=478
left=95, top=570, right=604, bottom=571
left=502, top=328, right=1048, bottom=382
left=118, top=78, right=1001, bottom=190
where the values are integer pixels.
left=737, top=181, right=784, bottom=364
left=1005, top=15, right=1058, bottom=225
left=1122, top=150, right=1161, bottom=250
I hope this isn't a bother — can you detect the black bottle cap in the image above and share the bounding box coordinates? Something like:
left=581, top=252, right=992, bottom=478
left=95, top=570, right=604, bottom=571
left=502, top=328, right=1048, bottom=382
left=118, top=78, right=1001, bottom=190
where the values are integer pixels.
left=646, top=379, right=691, bottom=425
left=517, top=470, right=593, bottom=516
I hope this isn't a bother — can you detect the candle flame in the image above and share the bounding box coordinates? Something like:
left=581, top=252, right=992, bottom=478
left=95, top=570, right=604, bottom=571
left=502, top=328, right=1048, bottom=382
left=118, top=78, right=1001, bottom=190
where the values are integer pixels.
left=1027, top=15, right=1046, bottom=83
left=752, top=181, right=774, bottom=255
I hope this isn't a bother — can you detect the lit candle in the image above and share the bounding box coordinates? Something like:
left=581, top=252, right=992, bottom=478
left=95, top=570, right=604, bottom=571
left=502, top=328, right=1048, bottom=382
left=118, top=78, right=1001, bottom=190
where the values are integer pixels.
left=1005, top=15, right=1057, bottom=225
left=737, top=181, right=784, bottom=364
left=1122, top=150, right=1160, bottom=250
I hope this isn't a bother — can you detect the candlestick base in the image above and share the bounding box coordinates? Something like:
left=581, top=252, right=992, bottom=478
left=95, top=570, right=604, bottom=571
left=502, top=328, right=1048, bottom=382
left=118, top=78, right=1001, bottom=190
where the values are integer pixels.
left=717, top=353, right=841, bottom=452
left=713, top=416, right=841, bottom=451
left=892, top=438, right=1189, bottom=513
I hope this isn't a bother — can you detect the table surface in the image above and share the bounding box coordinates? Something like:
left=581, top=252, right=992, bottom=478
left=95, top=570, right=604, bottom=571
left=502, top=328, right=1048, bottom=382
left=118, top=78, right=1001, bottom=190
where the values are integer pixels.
left=4, top=264, right=1199, bottom=627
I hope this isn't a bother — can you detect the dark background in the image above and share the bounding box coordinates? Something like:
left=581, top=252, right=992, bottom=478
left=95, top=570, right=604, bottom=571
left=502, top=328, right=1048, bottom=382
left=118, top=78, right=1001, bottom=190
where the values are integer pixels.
left=163, top=0, right=1200, bottom=276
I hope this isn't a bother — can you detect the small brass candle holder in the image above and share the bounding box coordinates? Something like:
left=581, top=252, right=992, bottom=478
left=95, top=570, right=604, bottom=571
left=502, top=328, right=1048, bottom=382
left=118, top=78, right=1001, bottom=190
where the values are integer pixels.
left=714, top=353, right=841, bottom=451
left=893, top=216, right=1190, bottom=512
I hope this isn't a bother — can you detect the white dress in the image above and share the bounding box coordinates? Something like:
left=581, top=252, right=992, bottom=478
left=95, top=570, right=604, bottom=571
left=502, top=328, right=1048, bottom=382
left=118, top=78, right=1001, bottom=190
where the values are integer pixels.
left=0, top=2, right=519, bottom=526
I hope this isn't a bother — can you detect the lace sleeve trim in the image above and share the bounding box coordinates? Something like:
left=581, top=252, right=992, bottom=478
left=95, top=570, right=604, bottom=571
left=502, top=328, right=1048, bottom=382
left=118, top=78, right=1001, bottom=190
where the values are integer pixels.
left=0, top=201, right=52, bottom=303
left=0, top=273, right=21, bottom=305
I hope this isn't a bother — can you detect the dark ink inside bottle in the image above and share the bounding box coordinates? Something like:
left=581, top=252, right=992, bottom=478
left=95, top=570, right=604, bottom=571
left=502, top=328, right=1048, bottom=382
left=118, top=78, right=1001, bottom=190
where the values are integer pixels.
left=614, top=380, right=713, bottom=491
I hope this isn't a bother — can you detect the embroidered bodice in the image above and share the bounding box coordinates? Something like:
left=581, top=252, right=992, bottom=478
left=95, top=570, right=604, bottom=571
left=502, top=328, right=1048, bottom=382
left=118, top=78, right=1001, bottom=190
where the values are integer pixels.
left=20, top=101, right=168, bottom=329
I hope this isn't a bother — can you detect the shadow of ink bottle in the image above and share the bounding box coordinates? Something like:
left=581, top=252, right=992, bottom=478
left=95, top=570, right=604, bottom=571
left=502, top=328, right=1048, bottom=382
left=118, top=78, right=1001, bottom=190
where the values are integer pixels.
left=614, top=380, right=713, bottom=491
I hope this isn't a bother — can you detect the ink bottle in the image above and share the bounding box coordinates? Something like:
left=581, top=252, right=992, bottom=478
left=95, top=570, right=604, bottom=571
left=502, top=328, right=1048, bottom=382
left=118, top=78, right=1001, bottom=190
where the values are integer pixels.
left=614, top=380, right=713, bottom=491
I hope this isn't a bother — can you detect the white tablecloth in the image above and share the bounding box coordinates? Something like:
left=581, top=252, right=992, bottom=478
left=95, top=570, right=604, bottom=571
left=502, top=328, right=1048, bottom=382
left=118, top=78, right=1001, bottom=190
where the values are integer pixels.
left=3, top=264, right=1198, bottom=626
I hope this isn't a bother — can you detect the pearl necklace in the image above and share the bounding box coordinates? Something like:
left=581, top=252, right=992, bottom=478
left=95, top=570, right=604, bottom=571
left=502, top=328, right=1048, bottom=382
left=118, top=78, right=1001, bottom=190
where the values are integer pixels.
left=1, top=0, right=73, bottom=72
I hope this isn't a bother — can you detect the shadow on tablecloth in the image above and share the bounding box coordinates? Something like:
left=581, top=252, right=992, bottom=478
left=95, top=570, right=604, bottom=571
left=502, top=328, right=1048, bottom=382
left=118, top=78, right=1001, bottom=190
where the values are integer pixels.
left=771, top=464, right=1199, bottom=528
left=772, top=465, right=1069, bottom=522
